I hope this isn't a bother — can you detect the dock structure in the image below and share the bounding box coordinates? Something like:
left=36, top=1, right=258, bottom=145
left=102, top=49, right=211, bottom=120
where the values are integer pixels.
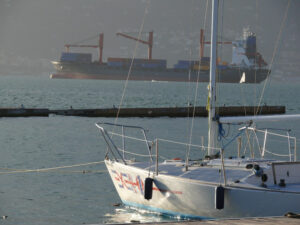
left=0, top=106, right=285, bottom=117
left=51, top=105, right=285, bottom=117
left=0, top=108, right=49, bottom=117
left=122, top=217, right=300, bottom=225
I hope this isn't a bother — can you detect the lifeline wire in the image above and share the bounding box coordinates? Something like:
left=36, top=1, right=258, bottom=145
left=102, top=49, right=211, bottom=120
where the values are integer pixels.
left=0, top=161, right=105, bottom=175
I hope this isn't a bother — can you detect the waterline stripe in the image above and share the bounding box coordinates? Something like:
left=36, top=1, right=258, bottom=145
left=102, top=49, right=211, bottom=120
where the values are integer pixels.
left=122, top=200, right=213, bottom=220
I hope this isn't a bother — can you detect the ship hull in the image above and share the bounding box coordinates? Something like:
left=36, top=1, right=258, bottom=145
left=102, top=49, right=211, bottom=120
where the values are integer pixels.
left=51, top=61, right=269, bottom=83
left=106, top=160, right=300, bottom=219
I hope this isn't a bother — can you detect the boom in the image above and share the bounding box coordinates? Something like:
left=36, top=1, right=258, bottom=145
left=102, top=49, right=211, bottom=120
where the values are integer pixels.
left=116, top=31, right=153, bottom=60
left=200, top=29, right=232, bottom=59
left=64, top=33, right=104, bottom=63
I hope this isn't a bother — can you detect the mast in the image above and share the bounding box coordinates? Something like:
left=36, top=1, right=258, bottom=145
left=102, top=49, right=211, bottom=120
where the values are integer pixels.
left=99, top=33, right=104, bottom=64
left=208, top=0, right=219, bottom=155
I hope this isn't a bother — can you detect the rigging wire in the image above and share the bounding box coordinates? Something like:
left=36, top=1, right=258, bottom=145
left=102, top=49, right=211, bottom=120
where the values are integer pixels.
left=221, top=1, right=291, bottom=154
left=113, top=0, right=151, bottom=126
left=106, top=0, right=150, bottom=149
left=103, top=0, right=151, bottom=161
left=185, top=48, right=193, bottom=164
left=185, top=0, right=210, bottom=168
left=70, top=33, right=100, bottom=45
left=236, top=1, right=253, bottom=117
left=184, top=0, right=197, bottom=152
left=254, top=0, right=259, bottom=108
left=216, top=0, right=224, bottom=113
left=255, top=0, right=291, bottom=115
left=245, top=0, right=260, bottom=156
left=185, top=0, right=197, bottom=169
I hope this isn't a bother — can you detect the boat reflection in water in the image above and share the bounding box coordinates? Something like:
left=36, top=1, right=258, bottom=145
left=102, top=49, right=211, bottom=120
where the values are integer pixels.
left=104, top=206, right=178, bottom=224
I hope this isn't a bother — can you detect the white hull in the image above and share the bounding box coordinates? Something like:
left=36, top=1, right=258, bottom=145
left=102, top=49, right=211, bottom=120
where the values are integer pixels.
left=106, top=160, right=300, bottom=219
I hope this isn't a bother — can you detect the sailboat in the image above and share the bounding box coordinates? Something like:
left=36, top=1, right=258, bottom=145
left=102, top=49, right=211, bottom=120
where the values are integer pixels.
left=96, top=0, right=300, bottom=219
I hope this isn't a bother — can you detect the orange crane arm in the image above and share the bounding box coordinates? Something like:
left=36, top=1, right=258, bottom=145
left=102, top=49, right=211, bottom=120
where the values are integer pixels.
left=116, top=33, right=150, bottom=45
left=64, top=33, right=104, bottom=63
left=200, top=28, right=232, bottom=59
left=116, top=31, right=153, bottom=59
left=65, top=44, right=99, bottom=48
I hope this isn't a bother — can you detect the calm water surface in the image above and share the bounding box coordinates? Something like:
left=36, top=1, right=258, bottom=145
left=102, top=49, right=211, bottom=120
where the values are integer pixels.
left=0, top=75, right=300, bottom=225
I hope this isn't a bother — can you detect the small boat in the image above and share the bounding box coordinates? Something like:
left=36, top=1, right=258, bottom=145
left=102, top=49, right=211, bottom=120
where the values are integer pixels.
left=96, top=0, right=300, bottom=219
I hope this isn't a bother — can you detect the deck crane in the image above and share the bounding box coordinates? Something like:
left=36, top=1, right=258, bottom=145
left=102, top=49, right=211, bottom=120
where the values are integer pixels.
left=64, top=33, right=104, bottom=64
left=116, top=31, right=153, bottom=60
left=199, top=29, right=232, bottom=59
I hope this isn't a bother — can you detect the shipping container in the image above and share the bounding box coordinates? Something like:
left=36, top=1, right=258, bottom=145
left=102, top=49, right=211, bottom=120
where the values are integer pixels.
left=107, top=57, right=167, bottom=69
left=222, top=61, right=228, bottom=65
left=174, top=63, right=189, bottom=69
left=176, top=60, right=205, bottom=68
left=217, top=65, right=228, bottom=69
left=61, top=52, right=77, bottom=61
left=177, top=60, right=196, bottom=66
left=193, top=64, right=210, bottom=70
left=107, top=61, right=123, bottom=67
left=195, top=61, right=210, bottom=66
left=61, top=52, right=92, bottom=63
left=201, top=57, right=210, bottom=62
left=107, top=57, right=131, bottom=62
left=141, top=63, right=166, bottom=69
left=108, top=57, right=166, bottom=63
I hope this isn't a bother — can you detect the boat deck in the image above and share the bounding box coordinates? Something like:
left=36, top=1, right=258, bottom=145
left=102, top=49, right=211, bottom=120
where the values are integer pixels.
left=130, top=160, right=252, bottom=184
left=129, top=160, right=300, bottom=192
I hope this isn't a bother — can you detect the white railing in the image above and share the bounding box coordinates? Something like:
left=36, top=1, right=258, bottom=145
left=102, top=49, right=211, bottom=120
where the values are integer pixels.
left=95, top=122, right=223, bottom=173
left=95, top=122, right=153, bottom=164
left=241, top=127, right=297, bottom=162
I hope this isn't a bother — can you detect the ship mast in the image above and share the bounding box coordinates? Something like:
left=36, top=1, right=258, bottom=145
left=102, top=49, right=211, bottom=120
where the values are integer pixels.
left=208, top=0, right=219, bottom=155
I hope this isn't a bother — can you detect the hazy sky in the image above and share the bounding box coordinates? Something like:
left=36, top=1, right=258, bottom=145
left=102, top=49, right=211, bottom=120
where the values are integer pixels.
left=0, top=0, right=299, bottom=76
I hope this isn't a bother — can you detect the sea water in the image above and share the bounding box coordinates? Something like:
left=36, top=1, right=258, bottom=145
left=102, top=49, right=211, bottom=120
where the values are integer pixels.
left=0, top=75, right=300, bottom=225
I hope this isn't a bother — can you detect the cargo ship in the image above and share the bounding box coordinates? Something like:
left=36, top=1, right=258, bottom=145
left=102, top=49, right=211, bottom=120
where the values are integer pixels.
left=50, top=29, right=269, bottom=83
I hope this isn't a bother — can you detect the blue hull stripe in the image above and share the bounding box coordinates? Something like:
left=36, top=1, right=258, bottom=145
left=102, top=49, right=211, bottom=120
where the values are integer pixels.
left=122, top=200, right=213, bottom=220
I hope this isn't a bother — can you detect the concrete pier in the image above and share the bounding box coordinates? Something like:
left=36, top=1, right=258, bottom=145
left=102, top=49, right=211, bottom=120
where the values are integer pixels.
left=0, top=106, right=285, bottom=117
left=0, top=108, right=49, bottom=117
left=50, top=105, right=285, bottom=117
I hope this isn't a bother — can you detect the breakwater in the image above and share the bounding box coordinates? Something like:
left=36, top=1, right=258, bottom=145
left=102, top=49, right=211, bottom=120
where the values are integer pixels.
left=0, top=106, right=285, bottom=117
